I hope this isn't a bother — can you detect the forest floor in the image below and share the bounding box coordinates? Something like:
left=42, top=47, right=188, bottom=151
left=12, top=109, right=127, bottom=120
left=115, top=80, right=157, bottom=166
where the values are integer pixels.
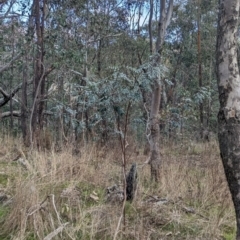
left=0, top=135, right=235, bottom=240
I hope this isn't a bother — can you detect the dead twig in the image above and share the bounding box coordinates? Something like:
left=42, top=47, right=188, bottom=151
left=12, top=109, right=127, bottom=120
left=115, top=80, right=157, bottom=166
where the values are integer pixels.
left=43, top=222, right=69, bottom=240
left=27, top=195, right=50, bottom=216
left=113, top=102, right=131, bottom=240
left=49, top=194, right=62, bottom=225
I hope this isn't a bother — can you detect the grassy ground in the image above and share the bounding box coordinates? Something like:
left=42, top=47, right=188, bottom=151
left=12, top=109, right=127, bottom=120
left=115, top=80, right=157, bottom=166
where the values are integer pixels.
left=0, top=135, right=236, bottom=240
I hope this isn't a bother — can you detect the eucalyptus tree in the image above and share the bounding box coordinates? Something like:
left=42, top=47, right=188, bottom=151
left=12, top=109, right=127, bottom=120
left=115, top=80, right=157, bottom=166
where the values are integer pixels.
left=40, top=0, right=145, bottom=144
left=216, top=0, right=240, bottom=239
left=30, top=0, right=46, bottom=142
left=0, top=0, right=26, bottom=135
left=0, top=0, right=200, bottom=151
left=147, top=0, right=173, bottom=181
left=158, top=0, right=218, bottom=138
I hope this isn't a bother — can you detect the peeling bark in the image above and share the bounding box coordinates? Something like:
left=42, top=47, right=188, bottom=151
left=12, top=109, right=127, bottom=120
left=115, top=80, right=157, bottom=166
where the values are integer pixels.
left=216, top=0, right=240, bottom=239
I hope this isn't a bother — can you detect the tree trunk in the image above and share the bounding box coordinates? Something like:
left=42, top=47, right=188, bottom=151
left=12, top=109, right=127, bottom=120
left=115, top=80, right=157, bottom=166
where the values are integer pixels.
left=10, top=23, right=15, bottom=130
left=197, top=0, right=204, bottom=137
left=216, top=0, right=240, bottom=239
left=148, top=0, right=153, bottom=55
left=149, top=83, right=162, bottom=181
left=31, top=0, right=45, bottom=145
left=29, top=0, right=47, bottom=147
left=148, top=0, right=173, bottom=181
left=21, top=58, right=28, bottom=145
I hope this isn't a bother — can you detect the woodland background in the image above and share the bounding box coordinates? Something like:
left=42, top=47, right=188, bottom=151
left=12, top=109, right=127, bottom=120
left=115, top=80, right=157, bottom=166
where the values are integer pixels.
left=0, top=0, right=236, bottom=239
left=0, top=0, right=218, bottom=146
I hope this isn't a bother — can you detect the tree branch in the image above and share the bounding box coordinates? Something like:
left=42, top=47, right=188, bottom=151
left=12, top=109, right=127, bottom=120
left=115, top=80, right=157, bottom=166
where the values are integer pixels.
left=0, top=0, right=16, bottom=19
left=0, top=110, right=53, bottom=119
left=44, top=65, right=55, bottom=77
left=166, top=0, right=174, bottom=29
left=0, top=80, right=33, bottom=108
left=0, top=111, right=21, bottom=118
left=0, top=87, right=9, bottom=98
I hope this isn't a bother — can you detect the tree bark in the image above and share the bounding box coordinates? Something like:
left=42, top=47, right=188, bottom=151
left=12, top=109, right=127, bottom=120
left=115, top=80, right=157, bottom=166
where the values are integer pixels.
left=38, top=0, right=46, bottom=130
left=31, top=0, right=46, bottom=144
left=148, top=0, right=153, bottom=55
left=149, top=82, right=162, bottom=181
left=197, top=0, right=204, bottom=137
left=216, top=0, right=240, bottom=239
left=148, top=0, right=173, bottom=182
left=21, top=58, right=28, bottom=145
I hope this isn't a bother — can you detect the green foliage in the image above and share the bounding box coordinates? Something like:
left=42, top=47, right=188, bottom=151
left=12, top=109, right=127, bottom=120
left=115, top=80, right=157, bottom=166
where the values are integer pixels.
left=0, top=206, right=10, bottom=240
left=222, top=225, right=236, bottom=240
left=0, top=0, right=220, bottom=142
left=0, top=174, right=8, bottom=187
left=0, top=206, right=8, bottom=222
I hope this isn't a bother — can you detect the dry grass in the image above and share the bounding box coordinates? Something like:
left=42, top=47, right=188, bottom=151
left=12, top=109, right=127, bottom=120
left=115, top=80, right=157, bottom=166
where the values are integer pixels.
left=0, top=135, right=236, bottom=240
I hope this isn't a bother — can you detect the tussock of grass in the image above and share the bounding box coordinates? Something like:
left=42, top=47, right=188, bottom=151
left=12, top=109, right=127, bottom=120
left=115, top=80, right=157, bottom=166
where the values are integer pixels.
left=0, top=136, right=236, bottom=239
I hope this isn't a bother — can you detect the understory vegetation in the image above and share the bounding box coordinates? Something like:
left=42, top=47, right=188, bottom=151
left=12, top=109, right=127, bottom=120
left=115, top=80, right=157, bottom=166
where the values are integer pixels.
left=0, top=0, right=239, bottom=239
left=0, top=135, right=235, bottom=240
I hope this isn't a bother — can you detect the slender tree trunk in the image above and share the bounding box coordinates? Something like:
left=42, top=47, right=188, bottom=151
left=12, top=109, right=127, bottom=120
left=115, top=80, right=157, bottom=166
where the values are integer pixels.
left=216, top=0, right=240, bottom=239
left=148, top=0, right=173, bottom=181
left=97, top=38, right=108, bottom=144
left=23, top=2, right=35, bottom=145
left=32, top=0, right=40, bottom=134
left=97, top=39, right=102, bottom=77
left=21, top=57, right=28, bottom=145
left=148, top=0, right=153, bottom=55
left=38, top=0, right=46, bottom=130
left=149, top=82, right=162, bottom=180
left=197, top=0, right=203, bottom=137
left=10, top=22, right=15, bottom=129
left=207, top=54, right=213, bottom=130
left=31, top=0, right=45, bottom=141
